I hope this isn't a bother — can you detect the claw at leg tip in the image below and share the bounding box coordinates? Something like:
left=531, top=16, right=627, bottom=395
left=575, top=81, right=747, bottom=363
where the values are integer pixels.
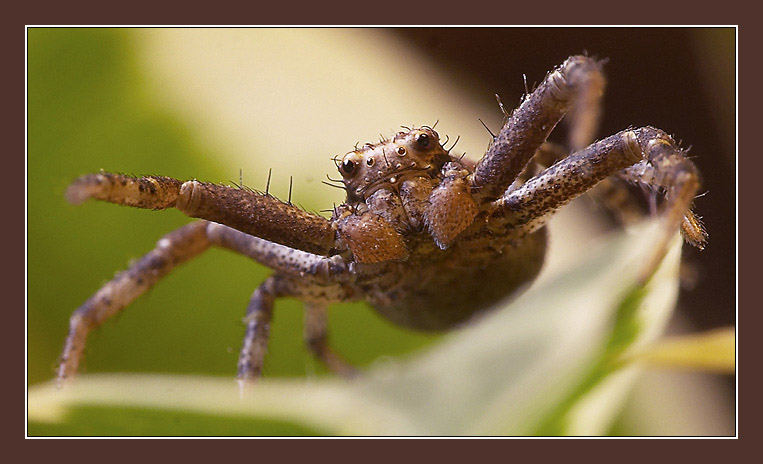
left=237, top=377, right=257, bottom=399
left=55, top=373, right=73, bottom=390
left=65, top=184, right=91, bottom=205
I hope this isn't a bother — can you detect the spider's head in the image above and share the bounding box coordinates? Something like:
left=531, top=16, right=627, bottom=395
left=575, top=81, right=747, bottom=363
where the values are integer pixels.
left=337, top=127, right=449, bottom=202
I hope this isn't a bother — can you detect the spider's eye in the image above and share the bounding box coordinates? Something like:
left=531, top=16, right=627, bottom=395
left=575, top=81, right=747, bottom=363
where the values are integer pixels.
left=366, top=157, right=375, bottom=167
left=397, top=146, right=406, bottom=156
left=341, top=159, right=357, bottom=175
left=415, top=133, right=430, bottom=149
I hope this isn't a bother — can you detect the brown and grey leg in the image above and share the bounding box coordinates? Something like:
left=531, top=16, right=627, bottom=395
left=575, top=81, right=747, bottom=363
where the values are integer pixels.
left=487, top=127, right=707, bottom=280
left=57, top=221, right=212, bottom=383
left=66, top=173, right=336, bottom=255
left=472, top=55, right=606, bottom=201
left=563, top=58, right=606, bottom=152
left=516, top=142, right=656, bottom=228
left=237, top=276, right=355, bottom=384
left=480, top=55, right=697, bottom=245
left=58, top=221, right=350, bottom=384
left=303, top=302, right=356, bottom=378
left=236, top=278, right=276, bottom=383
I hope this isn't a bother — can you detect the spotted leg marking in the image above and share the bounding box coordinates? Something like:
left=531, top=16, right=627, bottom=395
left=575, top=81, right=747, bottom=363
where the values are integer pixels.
left=236, top=278, right=276, bottom=384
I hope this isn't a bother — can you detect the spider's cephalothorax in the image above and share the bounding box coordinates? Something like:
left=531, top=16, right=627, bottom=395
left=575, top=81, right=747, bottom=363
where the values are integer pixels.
left=327, top=126, right=547, bottom=330
left=57, top=56, right=708, bottom=384
left=337, top=127, right=450, bottom=205
left=331, top=128, right=480, bottom=255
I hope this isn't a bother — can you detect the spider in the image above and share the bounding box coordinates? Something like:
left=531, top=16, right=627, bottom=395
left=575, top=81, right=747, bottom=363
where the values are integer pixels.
left=57, top=55, right=707, bottom=385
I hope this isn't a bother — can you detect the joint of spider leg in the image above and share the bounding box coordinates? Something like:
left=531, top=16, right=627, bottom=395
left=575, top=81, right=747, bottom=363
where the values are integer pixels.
left=544, top=69, right=572, bottom=104
left=305, top=332, right=327, bottom=353
left=307, top=255, right=349, bottom=284
left=618, top=130, right=643, bottom=164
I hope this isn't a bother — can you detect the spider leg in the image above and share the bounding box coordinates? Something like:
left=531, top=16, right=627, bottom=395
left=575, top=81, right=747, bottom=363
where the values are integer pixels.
left=564, top=60, right=606, bottom=152
left=57, top=221, right=211, bottom=383
left=486, top=127, right=707, bottom=282
left=57, top=221, right=351, bottom=384
left=472, top=55, right=605, bottom=202
left=303, top=302, right=356, bottom=378
left=237, top=277, right=354, bottom=384
left=66, top=173, right=336, bottom=255
left=237, top=278, right=274, bottom=383
left=515, top=142, right=660, bottom=228
left=512, top=142, right=569, bottom=186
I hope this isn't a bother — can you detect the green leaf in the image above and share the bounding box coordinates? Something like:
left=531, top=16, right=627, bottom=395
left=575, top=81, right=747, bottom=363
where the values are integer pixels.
left=625, top=327, right=735, bottom=374
left=28, top=222, right=683, bottom=436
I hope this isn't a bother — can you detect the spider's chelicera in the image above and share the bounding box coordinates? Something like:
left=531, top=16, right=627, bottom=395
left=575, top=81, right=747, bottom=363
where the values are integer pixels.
left=57, top=56, right=707, bottom=384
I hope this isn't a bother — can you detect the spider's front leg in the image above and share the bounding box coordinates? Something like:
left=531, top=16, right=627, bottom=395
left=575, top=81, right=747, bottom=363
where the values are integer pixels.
left=471, top=55, right=606, bottom=202
left=66, top=174, right=336, bottom=255
left=486, top=127, right=707, bottom=282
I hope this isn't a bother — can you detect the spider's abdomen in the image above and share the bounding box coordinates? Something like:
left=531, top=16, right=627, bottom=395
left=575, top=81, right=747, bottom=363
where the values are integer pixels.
left=358, top=227, right=548, bottom=331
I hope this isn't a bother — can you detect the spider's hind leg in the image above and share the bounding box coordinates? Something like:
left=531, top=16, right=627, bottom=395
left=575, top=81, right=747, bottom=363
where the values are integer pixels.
left=207, top=224, right=356, bottom=382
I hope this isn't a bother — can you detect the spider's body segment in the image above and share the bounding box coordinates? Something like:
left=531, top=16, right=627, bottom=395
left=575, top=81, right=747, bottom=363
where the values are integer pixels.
left=328, top=127, right=548, bottom=330
left=57, top=56, right=707, bottom=384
